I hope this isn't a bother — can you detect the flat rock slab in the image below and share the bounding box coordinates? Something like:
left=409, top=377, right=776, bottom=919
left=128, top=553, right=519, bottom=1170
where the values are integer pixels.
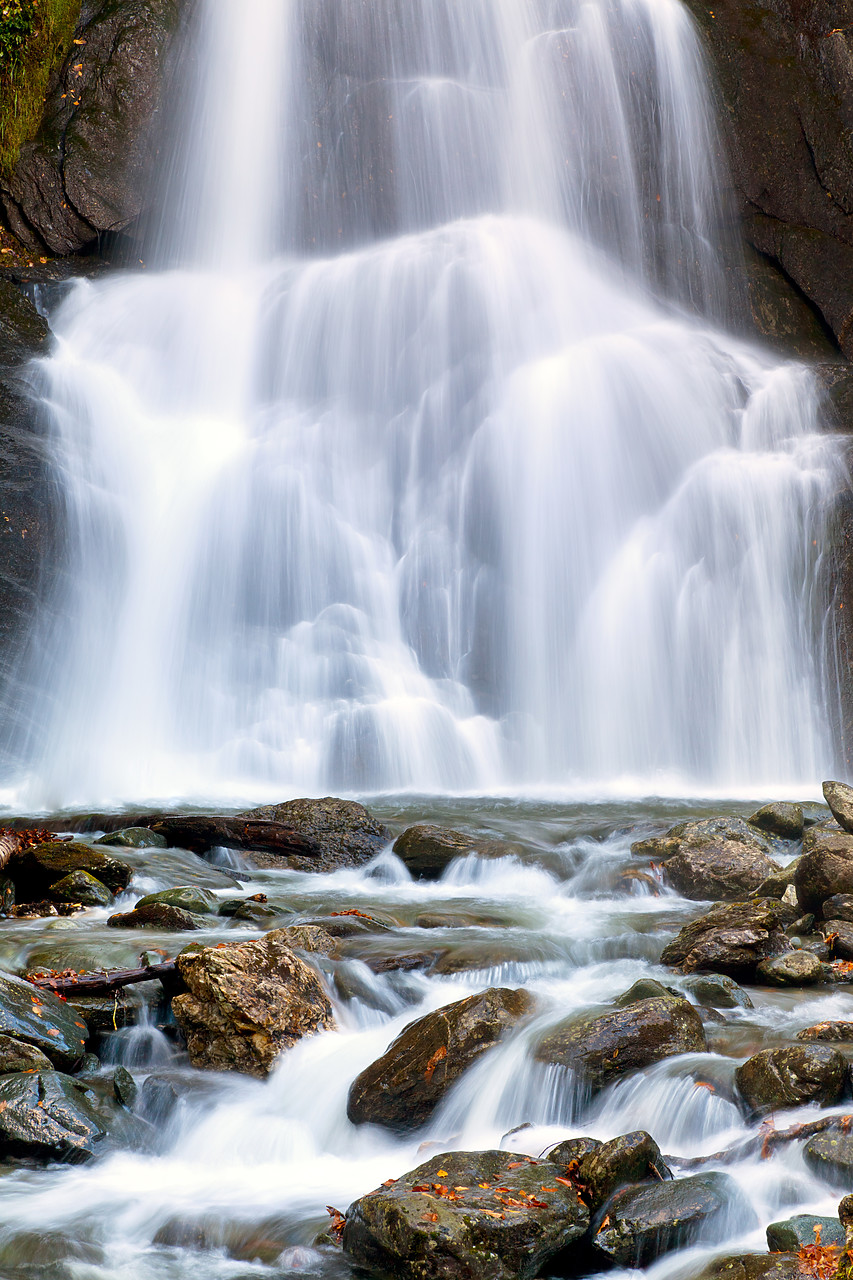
left=694, top=1253, right=802, bottom=1280
left=172, top=930, right=336, bottom=1077
left=343, top=1150, right=589, bottom=1280
left=534, top=996, right=706, bottom=1093
left=593, top=1172, right=743, bottom=1266
left=348, top=987, right=535, bottom=1132
left=0, top=1070, right=107, bottom=1162
left=0, top=971, right=88, bottom=1069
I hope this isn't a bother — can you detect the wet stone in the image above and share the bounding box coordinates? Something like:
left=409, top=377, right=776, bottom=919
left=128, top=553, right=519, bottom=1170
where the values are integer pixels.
left=12, top=841, right=133, bottom=899
left=578, top=1130, right=671, bottom=1210
left=240, top=797, right=388, bottom=873
left=592, top=1171, right=743, bottom=1267
left=614, top=978, right=675, bottom=1006
left=804, top=1123, right=853, bottom=1186
left=393, top=825, right=492, bottom=879
left=135, top=886, right=218, bottom=916
left=820, top=920, right=853, bottom=959
left=108, top=903, right=202, bottom=931
left=795, top=832, right=853, bottom=914
left=48, top=870, right=113, bottom=907
left=348, top=987, right=535, bottom=1132
left=682, top=974, right=754, bottom=1008
left=736, top=1045, right=847, bottom=1114
left=0, top=1034, right=52, bottom=1074
left=0, top=878, right=13, bottom=916
left=823, top=895, right=853, bottom=922
left=756, top=949, right=823, bottom=985
left=95, top=827, right=168, bottom=849
left=664, top=840, right=782, bottom=902
left=544, top=1136, right=602, bottom=1166
left=766, top=1215, right=844, bottom=1252
left=533, top=996, right=706, bottom=1093
left=660, top=899, right=796, bottom=978
left=343, top=1149, right=590, bottom=1280
left=0, top=1070, right=107, bottom=1162
left=823, top=781, right=853, bottom=834
left=749, top=803, right=804, bottom=840
left=0, top=971, right=88, bottom=1069
left=694, top=1254, right=802, bottom=1280
left=798, top=1021, right=853, bottom=1042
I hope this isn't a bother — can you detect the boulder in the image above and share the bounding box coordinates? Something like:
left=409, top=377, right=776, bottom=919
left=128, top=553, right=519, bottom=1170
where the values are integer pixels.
left=533, top=996, right=706, bottom=1093
left=0, top=971, right=88, bottom=1069
left=820, top=920, right=853, bottom=959
left=592, top=1172, right=742, bottom=1266
left=95, top=827, right=167, bottom=849
left=693, top=1254, right=801, bottom=1280
left=749, top=804, right=804, bottom=840
left=805, top=1124, right=853, bottom=1188
left=347, top=988, right=535, bottom=1131
left=756, top=859, right=802, bottom=899
left=11, top=841, right=132, bottom=900
left=135, top=887, right=218, bottom=916
left=108, top=903, right=201, bottom=931
left=795, top=832, right=853, bottom=914
left=48, top=870, right=113, bottom=907
left=756, top=950, right=823, bottom=986
left=660, top=899, right=796, bottom=978
left=632, top=817, right=772, bottom=863
left=664, top=841, right=781, bottom=902
left=239, top=797, right=389, bottom=872
left=0, top=1034, right=52, bottom=1074
left=682, top=974, right=754, bottom=1008
left=735, top=1045, right=846, bottom=1114
left=824, top=782, right=853, bottom=835
left=544, top=1136, right=602, bottom=1167
left=577, top=1131, right=670, bottom=1209
left=0, top=1070, right=107, bottom=1162
left=767, top=1215, right=844, bottom=1252
left=392, top=826, right=500, bottom=879
left=798, top=1022, right=853, bottom=1042
left=172, top=930, right=336, bottom=1077
left=614, top=978, right=675, bottom=1006
left=0, top=0, right=186, bottom=255
left=342, top=1150, right=589, bottom=1280
left=823, top=895, right=853, bottom=922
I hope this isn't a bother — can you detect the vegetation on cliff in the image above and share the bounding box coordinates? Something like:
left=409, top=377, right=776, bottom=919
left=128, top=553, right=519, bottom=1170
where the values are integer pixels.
left=0, top=0, right=81, bottom=176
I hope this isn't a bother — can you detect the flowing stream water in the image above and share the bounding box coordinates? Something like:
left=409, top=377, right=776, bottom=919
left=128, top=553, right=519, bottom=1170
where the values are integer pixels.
left=0, top=1, right=850, bottom=1277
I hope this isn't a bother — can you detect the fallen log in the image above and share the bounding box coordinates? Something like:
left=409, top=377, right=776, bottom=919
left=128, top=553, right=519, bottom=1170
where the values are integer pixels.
left=146, top=816, right=321, bottom=857
left=668, top=1113, right=851, bottom=1170
left=26, top=961, right=180, bottom=996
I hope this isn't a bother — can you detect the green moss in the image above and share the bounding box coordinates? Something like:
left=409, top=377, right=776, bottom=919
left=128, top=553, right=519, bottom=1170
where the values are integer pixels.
left=0, top=0, right=82, bottom=177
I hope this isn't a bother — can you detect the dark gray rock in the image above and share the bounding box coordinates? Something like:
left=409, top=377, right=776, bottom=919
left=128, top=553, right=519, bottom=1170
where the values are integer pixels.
left=0, top=1069, right=107, bottom=1161
left=578, top=1131, right=670, bottom=1210
left=735, top=1045, right=846, bottom=1114
left=592, top=1172, right=743, bottom=1266
left=108, top=902, right=201, bottom=931
left=756, top=949, right=823, bottom=986
left=660, top=899, right=796, bottom=978
left=0, top=1033, right=52, bottom=1074
left=805, top=1123, right=853, bottom=1187
left=48, top=870, right=113, bottom=907
left=693, top=1254, right=801, bottom=1280
left=749, top=804, right=804, bottom=840
left=12, top=841, right=132, bottom=900
left=348, top=988, right=535, bottom=1132
left=0, top=971, right=88, bottom=1069
left=1, top=0, right=186, bottom=254
left=135, top=886, right=217, bottom=916
left=823, top=895, right=853, bottom=922
left=798, top=1021, right=853, bottom=1042
left=682, top=974, right=754, bottom=1008
left=240, top=797, right=388, bottom=873
left=342, top=1150, right=589, bottom=1280
left=95, top=827, right=167, bottom=849
left=766, top=1215, right=844, bottom=1253
left=824, top=782, right=853, bottom=834
left=614, top=978, right=675, bottom=1006
left=533, top=996, right=706, bottom=1093
left=392, top=826, right=504, bottom=879
left=795, top=831, right=853, bottom=914
left=544, top=1136, right=602, bottom=1167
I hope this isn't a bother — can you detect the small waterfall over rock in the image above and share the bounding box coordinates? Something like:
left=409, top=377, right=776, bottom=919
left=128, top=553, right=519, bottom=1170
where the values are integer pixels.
left=7, top=0, right=845, bottom=806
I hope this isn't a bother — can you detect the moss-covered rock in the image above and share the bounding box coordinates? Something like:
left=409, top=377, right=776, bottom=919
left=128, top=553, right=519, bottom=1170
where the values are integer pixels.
left=12, top=840, right=132, bottom=900
left=135, top=886, right=217, bottom=916
left=48, top=869, right=113, bottom=906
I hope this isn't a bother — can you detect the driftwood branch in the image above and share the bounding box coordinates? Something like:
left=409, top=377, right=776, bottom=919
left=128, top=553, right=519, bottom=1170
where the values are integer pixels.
left=146, top=816, right=321, bottom=858
left=0, top=833, right=23, bottom=872
left=668, top=1114, right=851, bottom=1170
left=26, top=961, right=180, bottom=996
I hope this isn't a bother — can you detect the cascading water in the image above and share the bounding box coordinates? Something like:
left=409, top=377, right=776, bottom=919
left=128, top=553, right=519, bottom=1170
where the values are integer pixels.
left=4, top=0, right=845, bottom=807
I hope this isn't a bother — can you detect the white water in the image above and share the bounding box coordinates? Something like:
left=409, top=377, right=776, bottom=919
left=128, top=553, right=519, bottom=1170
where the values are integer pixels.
left=5, top=0, right=845, bottom=808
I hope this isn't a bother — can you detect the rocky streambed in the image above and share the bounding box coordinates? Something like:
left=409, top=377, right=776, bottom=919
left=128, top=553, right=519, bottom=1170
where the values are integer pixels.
left=0, top=791, right=853, bottom=1278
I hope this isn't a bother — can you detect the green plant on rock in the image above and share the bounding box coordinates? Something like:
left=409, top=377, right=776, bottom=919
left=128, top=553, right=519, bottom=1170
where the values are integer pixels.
left=0, top=0, right=81, bottom=177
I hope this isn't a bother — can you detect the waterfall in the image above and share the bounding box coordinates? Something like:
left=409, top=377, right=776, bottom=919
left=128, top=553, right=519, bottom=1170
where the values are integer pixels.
left=6, top=0, right=844, bottom=807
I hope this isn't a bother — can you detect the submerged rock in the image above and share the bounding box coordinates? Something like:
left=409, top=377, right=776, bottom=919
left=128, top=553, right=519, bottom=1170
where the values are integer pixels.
left=0, top=1070, right=107, bottom=1162
left=682, top=974, right=754, bottom=1008
left=48, top=870, right=114, bottom=907
left=592, top=1172, right=742, bottom=1266
left=735, top=1045, right=847, bottom=1115
left=577, top=1131, right=670, bottom=1210
left=95, top=827, right=168, bottom=849
left=756, top=949, right=823, bottom=986
left=108, top=903, right=201, bottom=931
left=749, top=804, right=804, bottom=840
left=348, top=988, right=535, bottom=1132
left=660, top=899, right=795, bottom=978
left=533, top=996, right=706, bottom=1093
left=766, top=1215, right=844, bottom=1252
left=0, top=971, right=88, bottom=1069
left=664, top=841, right=781, bottom=902
left=172, top=929, right=336, bottom=1077
left=343, top=1150, right=589, bottom=1280
left=240, top=797, right=389, bottom=872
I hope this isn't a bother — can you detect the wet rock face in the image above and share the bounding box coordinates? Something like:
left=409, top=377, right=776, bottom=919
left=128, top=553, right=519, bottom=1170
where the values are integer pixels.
left=1, top=0, right=185, bottom=254
left=632, top=817, right=773, bottom=863
left=48, top=869, right=113, bottom=906
left=798, top=1021, right=853, bottom=1042
left=347, top=988, right=535, bottom=1132
left=577, top=1131, right=670, bottom=1210
left=694, top=1252, right=802, bottom=1280
left=756, top=949, right=823, bottom=986
left=95, top=827, right=167, bottom=849
left=767, top=1215, right=844, bottom=1253
left=682, top=974, right=754, bottom=1008
left=240, top=797, right=389, bottom=872
left=823, top=782, right=853, bottom=834
left=823, top=894, right=853, bottom=922
left=12, top=841, right=132, bottom=901
left=660, top=899, right=796, bottom=978
left=533, top=996, right=706, bottom=1093
left=749, top=804, right=805, bottom=840
left=592, top=1172, right=743, bottom=1267
left=0, top=1070, right=107, bottom=1162
left=172, top=930, right=336, bottom=1077
left=663, top=840, right=782, bottom=901
left=392, top=826, right=501, bottom=879
left=342, top=1150, right=590, bottom=1280
left=0, top=971, right=88, bottom=1069
left=805, top=1123, right=853, bottom=1187
left=795, top=832, right=853, bottom=914
left=135, top=886, right=218, bottom=915
left=0, top=1033, right=53, bottom=1074
left=735, top=1045, right=847, bottom=1115
left=108, top=902, right=201, bottom=930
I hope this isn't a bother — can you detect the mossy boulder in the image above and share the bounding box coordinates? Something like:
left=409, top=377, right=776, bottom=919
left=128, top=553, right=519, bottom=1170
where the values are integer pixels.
left=108, top=902, right=201, bottom=931
left=756, top=949, right=823, bottom=986
left=660, top=899, right=796, bottom=978
left=135, top=886, right=217, bottom=916
left=48, top=870, right=113, bottom=907
left=12, top=841, right=132, bottom=900
left=95, top=827, right=167, bottom=849
left=805, top=1123, right=853, bottom=1187
left=767, top=1215, right=844, bottom=1252
left=0, top=278, right=49, bottom=368
left=577, top=1131, right=670, bottom=1210
left=348, top=988, right=535, bottom=1132
left=343, top=1150, right=589, bottom=1280
left=749, top=803, right=804, bottom=840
